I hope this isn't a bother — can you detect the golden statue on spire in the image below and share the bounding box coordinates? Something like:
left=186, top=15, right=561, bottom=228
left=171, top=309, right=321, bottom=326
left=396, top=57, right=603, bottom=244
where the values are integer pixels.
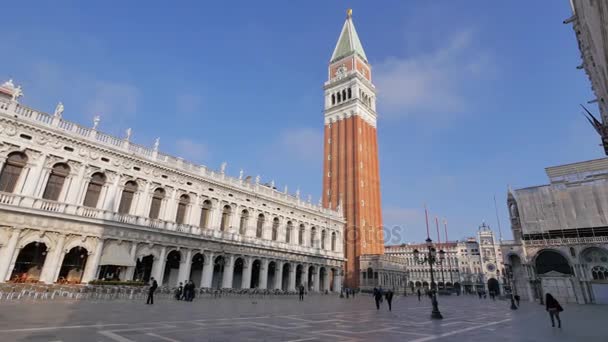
left=347, top=8, right=353, bottom=18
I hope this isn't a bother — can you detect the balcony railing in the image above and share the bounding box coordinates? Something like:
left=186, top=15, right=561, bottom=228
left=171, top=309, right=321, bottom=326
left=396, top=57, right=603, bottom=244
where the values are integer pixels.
left=0, top=99, right=342, bottom=220
left=523, top=236, right=608, bottom=246
left=0, top=191, right=342, bottom=258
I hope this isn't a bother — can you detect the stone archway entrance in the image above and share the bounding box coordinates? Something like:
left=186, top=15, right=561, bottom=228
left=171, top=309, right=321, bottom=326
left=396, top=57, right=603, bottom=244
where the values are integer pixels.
left=57, top=246, right=88, bottom=283
left=10, top=242, right=48, bottom=282
left=134, top=255, right=154, bottom=282
left=212, top=256, right=226, bottom=289
left=281, top=263, right=290, bottom=291
left=307, top=266, right=315, bottom=291
left=267, top=261, right=277, bottom=289
left=163, top=250, right=181, bottom=286
left=295, top=264, right=303, bottom=287
left=190, top=253, right=204, bottom=285
left=250, top=260, right=261, bottom=288
left=487, top=278, right=500, bottom=295
left=233, top=257, right=244, bottom=289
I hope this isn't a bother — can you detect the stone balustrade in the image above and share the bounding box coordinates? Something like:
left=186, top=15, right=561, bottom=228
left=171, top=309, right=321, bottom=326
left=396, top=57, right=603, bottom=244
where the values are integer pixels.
left=0, top=98, right=341, bottom=220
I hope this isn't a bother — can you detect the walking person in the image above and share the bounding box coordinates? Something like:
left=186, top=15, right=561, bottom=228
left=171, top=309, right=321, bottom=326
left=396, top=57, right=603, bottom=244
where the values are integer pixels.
left=417, top=288, right=421, bottom=301
left=175, top=282, right=183, bottom=300
left=373, top=287, right=383, bottom=310
left=146, top=277, right=158, bottom=305
left=385, top=289, right=394, bottom=311
left=299, top=284, right=305, bottom=301
left=545, top=293, right=563, bottom=328
left=514, top=294, right=520, bottom=306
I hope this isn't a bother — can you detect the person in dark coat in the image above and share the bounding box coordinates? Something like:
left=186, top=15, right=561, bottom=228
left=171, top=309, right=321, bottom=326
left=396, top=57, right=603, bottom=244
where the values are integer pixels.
left=385, top=289, right=394, bottom=311
left=187, top=280, right=196, bottom=301
left=545, top=293, right=563, bottom=328
left=514, top=294, right=520, bottom=306
left=373, top=287, right=384, bottom=310
left=299, top=284, right=305, bottom=301
left=146, top=277, right=158, bottom=304
left=175, top=282, right=183, bottom=300
left=417, top=288, right=421, bottom=301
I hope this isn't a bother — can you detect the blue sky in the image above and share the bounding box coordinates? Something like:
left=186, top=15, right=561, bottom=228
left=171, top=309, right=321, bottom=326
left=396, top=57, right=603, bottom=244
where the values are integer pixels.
left=1, top=1, right=600, bottom=243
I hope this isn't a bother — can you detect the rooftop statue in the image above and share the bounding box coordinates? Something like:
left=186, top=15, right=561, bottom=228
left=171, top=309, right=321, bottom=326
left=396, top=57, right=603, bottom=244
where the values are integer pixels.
left=53, top=102, right=64, bottom=118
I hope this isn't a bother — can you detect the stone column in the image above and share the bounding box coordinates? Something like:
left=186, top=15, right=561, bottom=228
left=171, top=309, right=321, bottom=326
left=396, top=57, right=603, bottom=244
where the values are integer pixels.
left=222, top=255, right=235, bottom=288
left=312, top=266, right=320, bottom=292
left=241, top=256, right=252, bottom=289
left=288, top=264, right=296, bottom=291
left=0, top=229, right=20, bottom=281
left=334, top=270, right=342, bottom=292
left=103, top=173, right=121, bottom=211
left=21, top=152, right=46, bottom=197
left=191, top=195, right=202, bottom=227
left=177, top=249, right=193, bottom=285
left=82, top=239, right=104, bottom=283
left=66, top=164, right=86, bottom=205
left=40, top=234, right=66, bottom=284
left=259, top=259, right=269, bottom=289
left=164, top=188, right=178, bottom=222
left=152, top=246, right=167, bottom=284
left=274, top=261, right=284, bottom=290
left=201, top=252, right=215, bottom=288
left=135, top=181, right=151, bottom=217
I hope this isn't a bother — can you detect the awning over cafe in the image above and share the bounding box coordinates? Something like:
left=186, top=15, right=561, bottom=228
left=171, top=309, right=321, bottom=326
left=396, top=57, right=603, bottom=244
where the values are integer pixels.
left=99, top=242, right=135, bottom=267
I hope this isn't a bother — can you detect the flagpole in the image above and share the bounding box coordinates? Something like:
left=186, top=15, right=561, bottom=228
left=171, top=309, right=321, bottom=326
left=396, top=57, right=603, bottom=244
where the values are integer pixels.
left=424, top=204, right=430, bottom=239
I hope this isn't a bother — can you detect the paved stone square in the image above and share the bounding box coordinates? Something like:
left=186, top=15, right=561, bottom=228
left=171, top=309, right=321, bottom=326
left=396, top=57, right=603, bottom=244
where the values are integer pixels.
left=0, top=294, right=607, bottom=342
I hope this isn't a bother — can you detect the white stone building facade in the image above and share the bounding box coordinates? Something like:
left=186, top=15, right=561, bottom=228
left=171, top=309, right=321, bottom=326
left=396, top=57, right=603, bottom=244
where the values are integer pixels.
left=506, top=158, right=608, bottom=304
left=385, top=224, right=505, bottom=294
left=0, top=80, right=345, bottom=292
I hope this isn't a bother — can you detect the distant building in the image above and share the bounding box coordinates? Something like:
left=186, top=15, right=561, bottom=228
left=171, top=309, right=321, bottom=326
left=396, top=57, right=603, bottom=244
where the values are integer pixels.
left=385, top=223, right=504, bottom=294
left=506, top=158, right=608, bottom=304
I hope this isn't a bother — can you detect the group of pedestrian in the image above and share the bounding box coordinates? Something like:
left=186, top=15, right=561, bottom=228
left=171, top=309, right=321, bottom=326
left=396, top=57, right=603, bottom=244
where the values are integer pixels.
left=372, top=287, right=394, bottom=311
left=343, top=288, right=356, bottom=299
left=176, top=280, right=197, bottom=301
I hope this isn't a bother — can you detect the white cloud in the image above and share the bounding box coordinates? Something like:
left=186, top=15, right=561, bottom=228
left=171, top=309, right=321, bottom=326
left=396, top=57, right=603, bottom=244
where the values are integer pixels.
left=374, top=29, right=491, bottom=119
left=175, top=138, right=209, bottom=164
left=279, top=127, right=323, bottom=162
left=86, top=81, right=139, bottom=120
left=176, top=93, right=203, bottom=114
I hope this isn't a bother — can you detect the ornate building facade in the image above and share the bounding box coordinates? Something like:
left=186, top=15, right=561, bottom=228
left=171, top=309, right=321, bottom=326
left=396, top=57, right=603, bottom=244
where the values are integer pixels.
left=0, top=79, right=345, bottom=292
left=322, top=9, right=385, bottom=288
left=385, top=224, right=505, bottom=294
left=506, top=158, right=608, bottom=304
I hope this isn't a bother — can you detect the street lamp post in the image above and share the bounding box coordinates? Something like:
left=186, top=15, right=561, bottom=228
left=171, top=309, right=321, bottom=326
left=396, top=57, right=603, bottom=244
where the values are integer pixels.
left=414, top=238, right=445, bottom=319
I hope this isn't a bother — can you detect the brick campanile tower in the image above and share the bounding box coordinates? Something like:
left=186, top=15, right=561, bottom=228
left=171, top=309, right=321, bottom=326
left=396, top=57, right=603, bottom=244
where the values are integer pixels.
left=322, top=9, right=383, bottom=288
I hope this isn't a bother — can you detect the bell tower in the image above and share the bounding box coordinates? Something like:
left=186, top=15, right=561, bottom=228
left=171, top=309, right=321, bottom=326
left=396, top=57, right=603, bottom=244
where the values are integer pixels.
left=322, top=9, right=383, bottom=288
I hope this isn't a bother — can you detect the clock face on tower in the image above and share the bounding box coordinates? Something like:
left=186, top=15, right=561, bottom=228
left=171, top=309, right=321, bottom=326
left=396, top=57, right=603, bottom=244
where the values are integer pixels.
left=486, top=263, right=496, bottom=272
left=335, top=64, right=347, bottom=79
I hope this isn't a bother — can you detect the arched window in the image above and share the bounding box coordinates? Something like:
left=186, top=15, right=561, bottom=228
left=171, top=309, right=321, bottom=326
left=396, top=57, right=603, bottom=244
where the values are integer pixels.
left=347, top=88, right=352, bottom=99
left=298, top=224, right=305, bottom=246
left=331, top=94, right=335, bottom=105
left=118, top=181, right=137, bottom=214
left=220, top=205, right=231, bottom=231
left=83, top=172, right=106, bottom=208
left=42, top=163, right=70, bottom=201
left=256, top=214, right=265, bottom=238
left=535, top=250, right=572, bottom=275
left=272, top=217, right=279, bottom=241
left=321, top=230, right=327, bottom=249
left=239, top=209, right=249, bottom=235
left=285, top=221, right=293, bottom=243
left=0, top=152, right=28, bottom=193
left=331, top=232, right=336, bottom=251
left=149, top=188, right=165, bottom=219
left=592, top=266, right=608, bottom=280
left=175, top=194, right=190, bottom=224
left=342, top=89, right=346, bottom=101
left=337, top=92, right=341, bottom=103
left=199, top=200, right=212, bottom=228
left=310, top=227, right=317, bottom=247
